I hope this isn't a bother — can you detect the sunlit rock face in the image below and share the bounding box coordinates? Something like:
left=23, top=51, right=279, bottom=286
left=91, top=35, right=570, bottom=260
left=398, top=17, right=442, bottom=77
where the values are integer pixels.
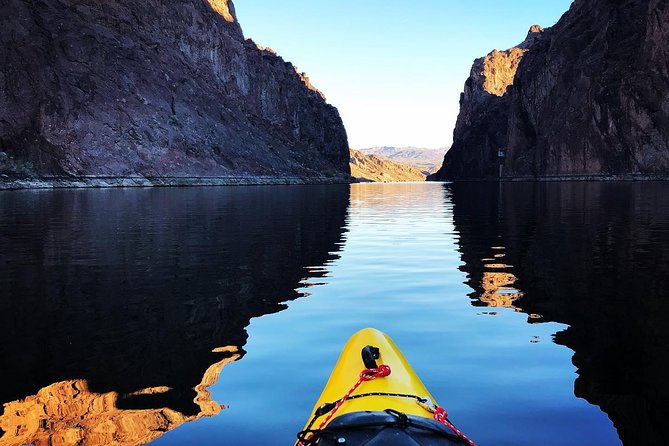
left=207, top=0, right=235, bottom=22
left=0, top=0, right=349, bottom=179
left=429, top=27, right=543, bottom=180
left=432, top=0, right=669, bottom=180
left=449, top=182, right=669, bottom=445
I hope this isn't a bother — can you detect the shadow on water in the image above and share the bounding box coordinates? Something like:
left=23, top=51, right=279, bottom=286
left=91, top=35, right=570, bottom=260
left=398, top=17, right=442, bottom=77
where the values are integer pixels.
left=447, top=181, right=669, bottom=445
left=0, top=185, right=349, bottom=445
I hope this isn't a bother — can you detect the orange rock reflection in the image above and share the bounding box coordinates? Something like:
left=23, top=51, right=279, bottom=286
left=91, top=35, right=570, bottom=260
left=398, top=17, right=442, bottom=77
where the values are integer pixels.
left=479, top=271, right=523, bottom=308
left=476, top=246, right=524, bottom=310
left=0, top=347, right=240, bottom=446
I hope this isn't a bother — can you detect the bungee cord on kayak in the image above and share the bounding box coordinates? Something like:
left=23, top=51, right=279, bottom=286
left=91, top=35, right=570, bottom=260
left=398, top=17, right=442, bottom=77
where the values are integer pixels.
left=316, top=365, right=392, bottom=432
left=297, top=365, right=392, bottom=445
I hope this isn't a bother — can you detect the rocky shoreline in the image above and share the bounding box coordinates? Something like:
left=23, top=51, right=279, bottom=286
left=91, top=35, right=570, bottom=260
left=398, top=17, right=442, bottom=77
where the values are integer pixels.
left=0, top=175, right=351, bottom=191
left=436, top=175, right=669, bottom=183
left=5, top=173, right=669, bottom=191
left=506, top=175, right=669, bottom=182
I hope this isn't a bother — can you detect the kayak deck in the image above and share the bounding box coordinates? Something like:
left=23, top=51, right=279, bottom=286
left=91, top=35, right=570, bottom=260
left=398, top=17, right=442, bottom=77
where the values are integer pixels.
left=306, top=328, right=436, bottom=420
left=297, top=328, right=474, bottom=445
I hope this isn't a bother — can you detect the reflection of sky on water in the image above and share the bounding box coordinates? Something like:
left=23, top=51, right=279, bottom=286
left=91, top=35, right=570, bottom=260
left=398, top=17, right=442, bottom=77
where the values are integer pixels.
left=6, top=182, right=667, bottom=445
left=160, top=183, right=618, bottom=446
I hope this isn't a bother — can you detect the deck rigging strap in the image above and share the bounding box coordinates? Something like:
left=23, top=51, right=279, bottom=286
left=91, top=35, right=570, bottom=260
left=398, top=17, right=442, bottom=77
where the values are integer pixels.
left=297, top=364, right=392, bottom=446
left=300, top=390, right=477, bottom=446
left=297, top=408, right=466, bottom=445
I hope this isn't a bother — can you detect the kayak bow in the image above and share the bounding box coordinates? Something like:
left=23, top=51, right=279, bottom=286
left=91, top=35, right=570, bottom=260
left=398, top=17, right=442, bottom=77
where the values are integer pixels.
left=296, top=328, right=475, bottom=446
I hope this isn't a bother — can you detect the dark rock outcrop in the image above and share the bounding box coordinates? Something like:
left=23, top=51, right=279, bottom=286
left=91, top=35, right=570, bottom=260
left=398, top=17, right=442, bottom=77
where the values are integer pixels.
left=429, top=27, right=543, bottom=180
left=431, top=0, right=669, bottom=180
left=0, top=0, right=350, bottom=180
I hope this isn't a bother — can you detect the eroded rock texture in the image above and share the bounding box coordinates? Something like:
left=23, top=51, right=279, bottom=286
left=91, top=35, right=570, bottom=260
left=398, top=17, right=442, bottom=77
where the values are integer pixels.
left=0, top=0, right=349, bottom=179
left=432, top=0, right=669, bottom=180
left=429, top=27, right=543, bottom=180
left=506, top=0, right=669, bottom=177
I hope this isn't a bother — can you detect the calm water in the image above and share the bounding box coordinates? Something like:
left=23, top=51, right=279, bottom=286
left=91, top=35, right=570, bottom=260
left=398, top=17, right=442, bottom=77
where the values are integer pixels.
left=1, top=182, right=668, bottom=446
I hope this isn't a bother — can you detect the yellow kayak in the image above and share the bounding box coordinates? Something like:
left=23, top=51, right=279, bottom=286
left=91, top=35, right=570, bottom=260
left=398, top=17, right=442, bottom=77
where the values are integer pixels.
left=296, top=328, right=476, bottom=446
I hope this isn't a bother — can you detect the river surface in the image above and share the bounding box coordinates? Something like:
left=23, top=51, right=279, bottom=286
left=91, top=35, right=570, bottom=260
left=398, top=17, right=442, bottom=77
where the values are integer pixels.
left=1, top=182, right=668, bottom=446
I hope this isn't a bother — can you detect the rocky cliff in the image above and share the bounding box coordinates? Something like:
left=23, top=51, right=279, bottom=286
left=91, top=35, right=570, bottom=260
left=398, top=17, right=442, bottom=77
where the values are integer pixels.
left=0, top=0, right=350, bottom=183
left=429, top=27, right=543, bottom=180
left=432, top=0, right=669, bottom=180
left=350, top=149, right=426, bottom=182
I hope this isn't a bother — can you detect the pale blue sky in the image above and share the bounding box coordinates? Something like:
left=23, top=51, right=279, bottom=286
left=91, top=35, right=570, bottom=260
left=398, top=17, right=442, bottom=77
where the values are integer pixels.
left=234, top=1, right=573, bottom=149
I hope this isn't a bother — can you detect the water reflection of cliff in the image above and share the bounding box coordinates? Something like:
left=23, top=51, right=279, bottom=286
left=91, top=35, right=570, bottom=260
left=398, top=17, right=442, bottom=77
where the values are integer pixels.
left=0, top=186, right=349, bottom=445
left=448, top=182, right=669, bottom=446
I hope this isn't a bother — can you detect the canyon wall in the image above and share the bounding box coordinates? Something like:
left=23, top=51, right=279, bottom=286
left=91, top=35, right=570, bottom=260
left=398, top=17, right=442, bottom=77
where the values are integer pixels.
left=432, top=0, right=669, bottom=180
left=0, top=0, right=350, bottom=181
left=429, top=27, right=543, bottom=180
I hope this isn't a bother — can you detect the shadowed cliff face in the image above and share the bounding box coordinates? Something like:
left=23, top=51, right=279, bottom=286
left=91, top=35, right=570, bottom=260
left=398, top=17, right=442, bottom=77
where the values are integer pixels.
left=0, top=0, right=349, bottom=179
left=0, top=185, right=349, bottom=445
left=432, top=0, right=669, bottom=180
left=505, top=0, right=669, bottom=177
left=429, top=27, right=543, bottom=180
left=449, top=182, right=669, bottom=445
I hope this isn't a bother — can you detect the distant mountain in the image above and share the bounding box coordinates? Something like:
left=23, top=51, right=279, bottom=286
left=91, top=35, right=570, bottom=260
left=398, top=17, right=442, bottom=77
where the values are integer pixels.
left=359, top=147, right=446, bottom=174
left=350, top=149, right=426, bottom=182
